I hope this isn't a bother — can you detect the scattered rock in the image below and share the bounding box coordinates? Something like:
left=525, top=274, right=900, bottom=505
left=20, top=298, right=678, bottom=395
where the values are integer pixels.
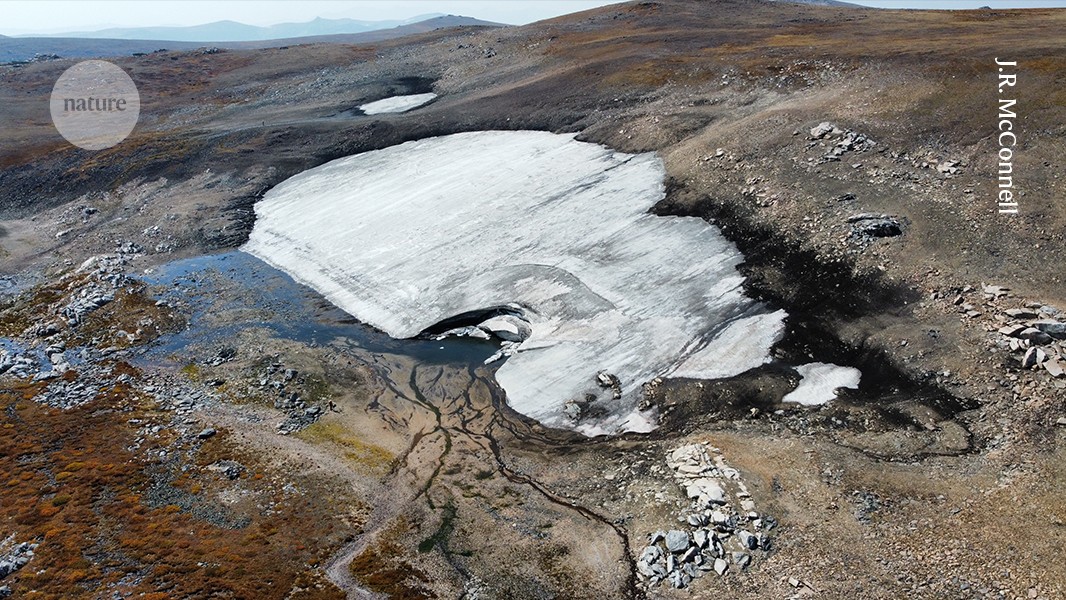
left=686, top=478, right=726, bottom=506
left=937, top=160, right=960, bottom=174
left=1005, top=308, right=1038, bottom=319
left=211, top=347, right=237, bottom=365
left=999, top=324, right=1027, bottom=337
left=0, top=539, right=36, bottom=581
left=810, top=122, right=836, bottom=139
left=562, top=400, right=582, bottom=421
left=848, top=213, right=903, bottom=239
left=732, top=552, right=751, bottom=569
left=692, top=529, right=709, bottom=549
left=1022, top=347, right=1048, bottom=368
left=637, top=443, right=772, bottom=590
left=1017, top=328, right=1053, bottom=345
left=206, top=460, right=245, bottom=480
left=982, top=284, right=1010, bottom=298
left=595, top=370, right=622, bottom=399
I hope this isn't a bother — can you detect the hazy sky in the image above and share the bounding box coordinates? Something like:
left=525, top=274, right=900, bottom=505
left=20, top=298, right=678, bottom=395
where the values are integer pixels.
left=1, top=0, right=1064, bottom=36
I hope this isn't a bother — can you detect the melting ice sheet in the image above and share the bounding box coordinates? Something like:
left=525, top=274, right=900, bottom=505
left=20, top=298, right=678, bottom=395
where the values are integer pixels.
left=782, top=362, right=861, bottom=406
left=358, top=93, right=437, bottom=115
left=243, top=131, right=786, bottom=435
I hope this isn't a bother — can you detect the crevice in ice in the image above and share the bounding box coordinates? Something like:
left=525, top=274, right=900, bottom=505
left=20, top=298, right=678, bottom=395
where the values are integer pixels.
left=420, top=305, right=526, bottom=337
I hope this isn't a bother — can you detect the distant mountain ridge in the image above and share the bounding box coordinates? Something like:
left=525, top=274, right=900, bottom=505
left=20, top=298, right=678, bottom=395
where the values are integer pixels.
left=768, top=0, right=859, bottom=6
left=0, top=15, right=504, bottom=63
left=33, top=14, right=448, bottom=43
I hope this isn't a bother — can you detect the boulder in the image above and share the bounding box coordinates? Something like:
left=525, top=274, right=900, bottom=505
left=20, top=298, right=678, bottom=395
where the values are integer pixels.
left=732, top=552, right=752, bottom=569
left=637, top=559, right=659, bottom=579
left=668, top=570, right=688, bottom=589
left=713, top=557, right=728, bottom=576
left=562, top=401, right=582, bottom=421
left=685, top=477, right=726, bottom=505
left=637, top=545, right=664, bottom=578
left=1045, top=359, right=1065, bottom=379
left=1005, top=308, right=1038, bottom=319
left=1031, top=320, right=1066, bottom=339
left=681, top=546, right=700, bottom=563
left=596, top=370, right=614, bottom=387
left=639, top=544, right=662, bottom=564
left=849, top=214, right=903, bottom=238
left=999, top=325, right=1027, bottom=337
left=693, top=529, right=710, bottom=549
left=810, top=122, right=835, bottom=138
left=983, top=284, right=1010, bottom=297
left=1022, top=347, right=1048, bottom=368
left=737, top=529, right=759, bottom=550
left=1018, top=328, right=1053, bottom=345
left=665, top=530, right=691, bottom=553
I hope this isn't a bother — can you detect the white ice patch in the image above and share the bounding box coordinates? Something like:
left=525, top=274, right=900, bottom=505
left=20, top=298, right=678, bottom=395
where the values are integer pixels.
left=782, top=362, right=861, bottom=406
left=243, top=131, right=786, bottom=435
left=358, top=93, right=437, bottom=115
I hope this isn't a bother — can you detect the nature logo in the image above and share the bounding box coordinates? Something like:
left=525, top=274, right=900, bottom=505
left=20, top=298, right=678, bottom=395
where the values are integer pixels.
left=49, top=59, right=140, bottom=150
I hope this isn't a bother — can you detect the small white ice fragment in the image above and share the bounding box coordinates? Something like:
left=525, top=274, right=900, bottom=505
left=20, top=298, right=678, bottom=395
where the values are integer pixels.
left=782, top=362, right=861, bottom=406
left=359, top=93, right=437, bottom=115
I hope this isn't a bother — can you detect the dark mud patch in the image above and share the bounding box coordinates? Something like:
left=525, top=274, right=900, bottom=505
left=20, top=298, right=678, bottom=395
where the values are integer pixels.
left=334, top=75, right=440, bottom=118
left=197, top=186, right=270, bottom=250
left=389, top=75, right=436, bottom=96
left=652, top=181, right=923, bottom=319
left=650, top=182, right=978, bottom=460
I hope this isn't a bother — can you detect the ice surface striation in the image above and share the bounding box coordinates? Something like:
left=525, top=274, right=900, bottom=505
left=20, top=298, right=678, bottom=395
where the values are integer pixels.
left=244, top=131, right=786, bottom=435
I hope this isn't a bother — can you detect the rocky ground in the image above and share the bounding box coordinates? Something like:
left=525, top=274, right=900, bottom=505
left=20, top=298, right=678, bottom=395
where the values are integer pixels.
left=1, top=0, right=1065, bottom=598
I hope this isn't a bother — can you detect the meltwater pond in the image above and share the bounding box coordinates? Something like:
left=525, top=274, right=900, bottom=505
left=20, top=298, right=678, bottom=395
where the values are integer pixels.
left=140, top=251, right=499, bottom=368
left=244, top=131, right=787, bottom=436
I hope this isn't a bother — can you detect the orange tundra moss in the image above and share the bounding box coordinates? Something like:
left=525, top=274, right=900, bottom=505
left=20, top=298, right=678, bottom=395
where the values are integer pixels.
left=0, top=380, right=359, bottom=599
